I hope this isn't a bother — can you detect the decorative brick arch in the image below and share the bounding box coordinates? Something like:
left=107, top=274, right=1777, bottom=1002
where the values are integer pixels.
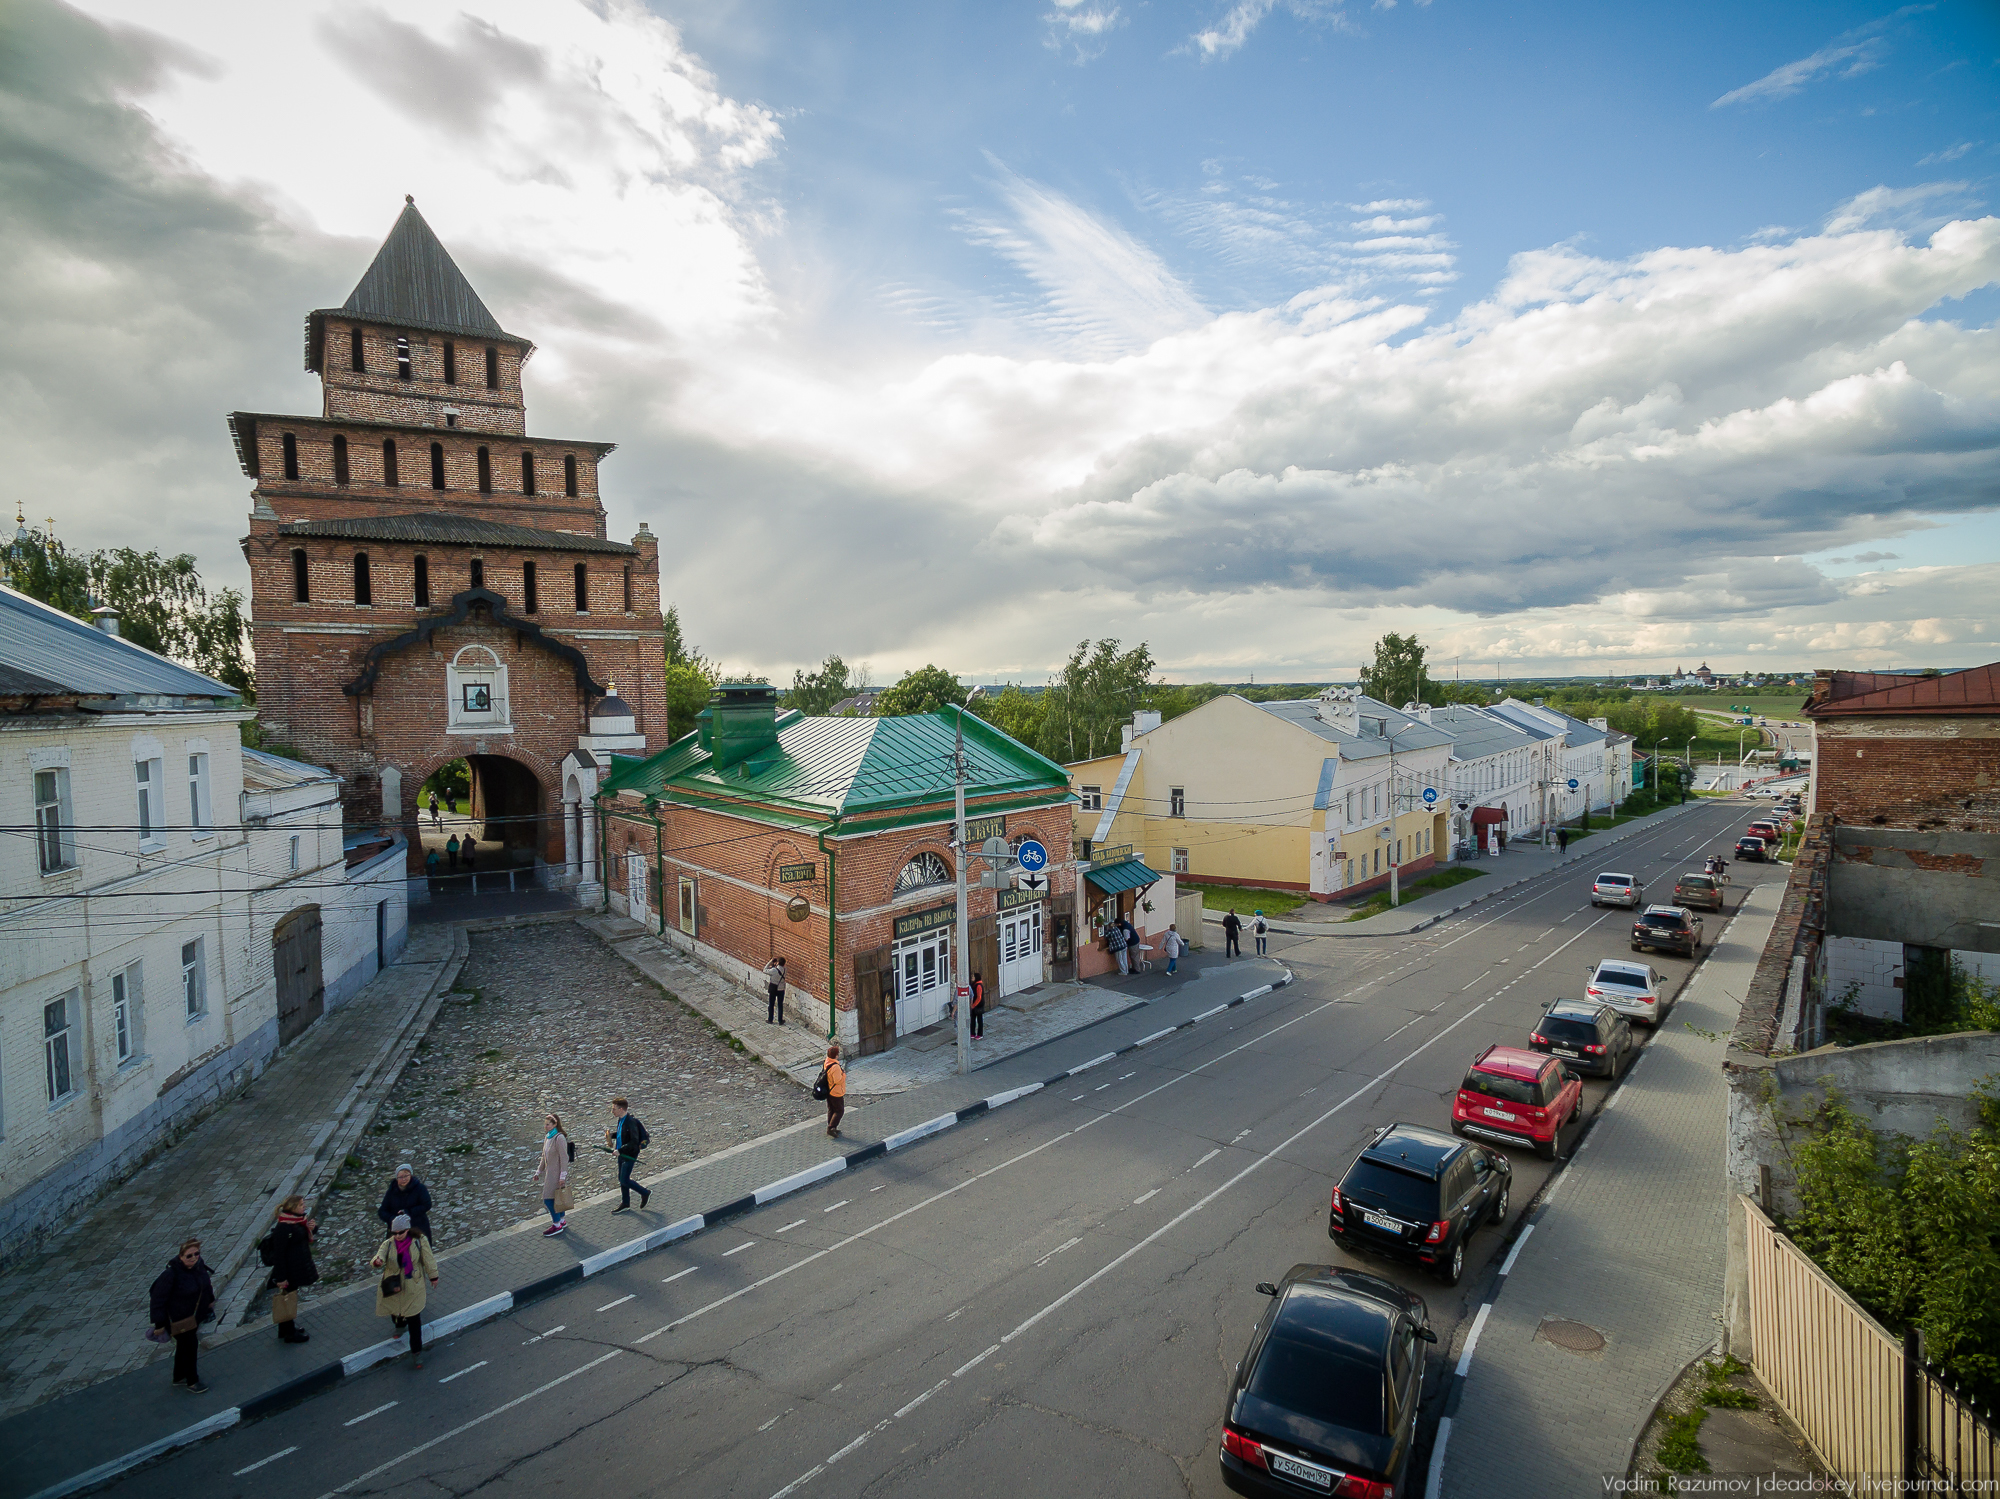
left=343, top=586, right=606, bottom=698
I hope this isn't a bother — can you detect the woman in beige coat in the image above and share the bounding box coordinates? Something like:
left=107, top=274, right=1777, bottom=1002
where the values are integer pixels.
left=533, top=1112, right=573, bottom=1237
left=371, top=1213, right=440, bottom=1368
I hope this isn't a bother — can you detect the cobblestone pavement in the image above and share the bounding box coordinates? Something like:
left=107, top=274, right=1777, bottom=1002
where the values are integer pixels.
left=0, top=925, right=457, bottom=1421
left=305, top=923, right=815, bottom=1294
left=1438, top=879, right=1781, bottom=1499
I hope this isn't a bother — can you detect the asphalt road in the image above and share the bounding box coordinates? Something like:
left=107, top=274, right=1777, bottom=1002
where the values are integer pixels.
left=108, top=799, right=1785, bottom=1499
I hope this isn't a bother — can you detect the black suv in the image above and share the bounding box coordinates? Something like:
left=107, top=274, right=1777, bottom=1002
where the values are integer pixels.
left=1529, top=1000, right=1636, bottom=1078
left=1631, top=903, right=1702, bottom=957
left=1221, top=1264, right=1434, bottom=1499
left=1329, top=1122, right=1511, bottom=1285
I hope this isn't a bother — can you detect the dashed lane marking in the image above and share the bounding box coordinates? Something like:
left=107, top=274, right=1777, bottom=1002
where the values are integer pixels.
left=1133, top=1188, right=1159, bottom=1204
left=437, top=1362, right=486, bottom=1384
left=758, top=1409, right=792, bottom=1432
left=343, top=1403, right=398, bottom=1427
left=894, top=1380, right=951, bottom=1420
left=775, top=1220, right=807, bottom=1234
left=822, top=1200, right=849, bottom=1213
left=1192, top=1149, right=1219, bottom=1169
left=662, top=1266, right=698, bottom=1283
left=234, top=1448, right=297, bottom=1477
left=723, top=1242, right=755, bottom=1256
left=596, top=1294, right=636, bottom=1312
left=954, top=1344, right=1000, bottom=1377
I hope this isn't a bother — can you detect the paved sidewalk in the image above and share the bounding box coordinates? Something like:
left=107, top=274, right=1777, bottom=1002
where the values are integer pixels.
left=1435, top=877, right=1782, bottom=1498
left=0, top=951, right=1293, bottom=1499
left=0, top=924, right=464, bottom=1421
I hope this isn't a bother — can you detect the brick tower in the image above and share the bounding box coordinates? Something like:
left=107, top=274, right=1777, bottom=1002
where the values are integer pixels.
left=233, top=198, right=665, bottom=887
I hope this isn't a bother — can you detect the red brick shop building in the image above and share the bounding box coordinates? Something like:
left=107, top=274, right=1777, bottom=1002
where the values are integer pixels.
left=599, top=686, right=1079, bottom=1055
left=230, top=200, right=665, bottom=881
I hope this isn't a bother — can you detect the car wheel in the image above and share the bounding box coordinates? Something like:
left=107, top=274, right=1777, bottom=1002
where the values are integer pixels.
left=1438, top=1238, right=1464, bottom=1286
left=1535, top=1133, right=1558, bottom=1161
left=1490, top=1181, right=1510, bottom=1225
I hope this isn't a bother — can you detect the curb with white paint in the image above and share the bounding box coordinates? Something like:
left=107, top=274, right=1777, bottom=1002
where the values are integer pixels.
left=28, top=967, right=1295, bottom=1499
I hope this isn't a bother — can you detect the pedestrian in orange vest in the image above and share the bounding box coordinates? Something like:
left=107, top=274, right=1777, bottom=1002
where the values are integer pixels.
left=816, top=1046, right=847, bottom=1137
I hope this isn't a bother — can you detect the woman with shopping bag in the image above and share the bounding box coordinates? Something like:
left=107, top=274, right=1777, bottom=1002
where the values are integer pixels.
left=371, top=1214, right=439, bottom=1369
left=260, top=1194, right=319, bottom=1344
left=533, top=1112, right=573, bottom=1236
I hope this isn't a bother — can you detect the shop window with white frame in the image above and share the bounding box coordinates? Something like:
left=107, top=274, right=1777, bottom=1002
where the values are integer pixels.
left=135, top=756, right=165, bottom=849
left=45, top=991, right=77, bottom=1103
left=181, top=938, right=207, bottom=1020
left=112, top=962, right=143, bottom=1065
left=1172, top=847, right=1189, bottom=874
left=446, top=644, right=511, bottom=733
left=34, top=766, right=75, bottom=873
left=187, top=752, right=211, bottom=837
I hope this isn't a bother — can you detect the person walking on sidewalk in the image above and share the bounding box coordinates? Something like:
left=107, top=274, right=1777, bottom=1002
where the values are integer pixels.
left=533, top=1113, right=573, bottom=1235
left=1253, top=910, right=1269, bottom=957
left=818, top=1046, right=847, bottom=1137
left=1162, top=923, right=1184, bottom=974
left=606, top=1097, right=652, bottom=1213
left=969, top=972, right=985, bottom=1039
left=429, top=792, right=442, bottom=827
left=1557, top=827, right=1569, bottom=855
left=371, top=1215, right=439, bottom=1370
left=379, top=1163, right=434, bottom=1247
left=149, top=1238, right=216, bottom=1393
left=1106, top=915, right=1129, bottom=974
left=764, top=956, right=787, bottom=1025
left=1222, top=909, right=1242, bottom=958
left=259, top=1195, right=318, bottom=1344
left=446, top=833, right=461, bottom=872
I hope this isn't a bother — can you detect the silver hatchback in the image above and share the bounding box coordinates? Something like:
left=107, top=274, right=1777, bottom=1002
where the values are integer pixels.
left=1584, top=958, right=1668, bottom=1026
left=1591, top=873, right=1643, bottom=908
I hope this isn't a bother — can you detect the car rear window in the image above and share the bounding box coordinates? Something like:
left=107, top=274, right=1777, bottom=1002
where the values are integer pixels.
left=1341, top=1160, right=1439, bottom=1222
left=1679, top=876, right=1716, bottom=891
left=1594, top=967, right=1649, bottom=989
left=1641, top=913, right=1684, bottom=929
left=1461, top=1068, right=1539, bottom=1106
left=1246, top=1334, right=1387, bottom=1436
left=1596, top=875, right=1631, bottom=886
left=1540, top=1015, right=1599, bottom=1043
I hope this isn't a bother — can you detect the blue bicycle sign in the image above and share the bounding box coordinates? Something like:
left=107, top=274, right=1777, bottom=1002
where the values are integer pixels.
left=1015, top=838, right=1049, bottom=873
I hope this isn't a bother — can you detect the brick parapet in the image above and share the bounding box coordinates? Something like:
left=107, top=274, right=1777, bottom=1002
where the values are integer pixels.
left=1731, top=814, right=1831, bottom=1058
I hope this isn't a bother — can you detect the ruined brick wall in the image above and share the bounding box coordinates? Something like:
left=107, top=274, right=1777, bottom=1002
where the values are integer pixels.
left=1811, top=718, right=2000, bottom=832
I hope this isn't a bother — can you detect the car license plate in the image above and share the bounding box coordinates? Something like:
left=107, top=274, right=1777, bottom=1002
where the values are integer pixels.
left=1484, top=1108, right=1512, bottom=1120
left=1554, top=1047, right=1579, bottom=1057
left=1362, top=1211, right=1400, bottom=1233
left=1267, top=1453, right=1333, bottom=1489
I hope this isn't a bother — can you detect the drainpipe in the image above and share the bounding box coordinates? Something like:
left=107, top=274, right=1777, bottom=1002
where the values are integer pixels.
left=817, top=824, right=839, bottom=1041
left=652, top=799, right=666, bottom=937
left=594, top=799, right=610, bottom=913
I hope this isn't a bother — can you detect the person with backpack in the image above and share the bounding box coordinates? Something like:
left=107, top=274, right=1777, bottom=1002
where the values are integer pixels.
left=148, top=1237, right=216, bottom=1393
left=259, top=1194, right=318, bottom=1344
left=532, top=1112, right=573, bottom=1236
left=370, top=1214, right=438, bottom=1370
left=1253, top=910, right=1269, bottom=957
left=605, top=1097, right=652, bottom=1213
left=815, top=1046, right=846, bottom=1137
left=378, top=1163, right=434, bottom=1246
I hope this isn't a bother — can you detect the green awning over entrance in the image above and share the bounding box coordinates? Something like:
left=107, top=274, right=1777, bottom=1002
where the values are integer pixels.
left=1084, top=858, right=1161, bottom=896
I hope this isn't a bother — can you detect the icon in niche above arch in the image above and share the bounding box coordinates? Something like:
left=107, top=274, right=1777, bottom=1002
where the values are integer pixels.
left=446, top=643, right=511, bottom=732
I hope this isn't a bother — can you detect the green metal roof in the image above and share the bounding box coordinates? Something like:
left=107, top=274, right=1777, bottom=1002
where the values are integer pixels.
left=1083, top=857, right=1161, bottom=895
left=599, top=706, right=1075, bottom=830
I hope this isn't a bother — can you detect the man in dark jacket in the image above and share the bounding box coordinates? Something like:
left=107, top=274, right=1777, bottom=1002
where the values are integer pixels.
left=149, top=1239, right=216, bottom=1392
left=606, top=1098, right=652, bottom=1212
left=1221, top=909, right=1242, bottom=959
left=378, top=1165, right=434, bottom=1245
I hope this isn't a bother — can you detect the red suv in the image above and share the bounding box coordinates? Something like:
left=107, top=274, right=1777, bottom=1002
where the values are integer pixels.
left=1451, top=1046, right=1582, bottom=1160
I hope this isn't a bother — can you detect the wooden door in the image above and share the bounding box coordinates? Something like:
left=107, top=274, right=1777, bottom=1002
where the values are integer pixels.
left=969, top=914, right=1000, bottom=1002
left=273, top=906, right=324, bottom=1044
left=852, top=944, right=896, bottom=1056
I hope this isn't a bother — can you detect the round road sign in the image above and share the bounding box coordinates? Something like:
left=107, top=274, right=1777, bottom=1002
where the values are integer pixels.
left=1422, top=787, right=1438, bottom=806
left=1567, top=778, right=1580, bottom=791
left=1015, top=838, right=1049, bottom=873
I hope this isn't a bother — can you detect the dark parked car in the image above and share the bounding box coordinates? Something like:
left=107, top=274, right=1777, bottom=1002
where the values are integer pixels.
left=1529, top=1000, right=1636, bottom=1078
left=1631, top=904, right=1702, bottom=957
left=1330, top=1121, right=1512, bottom=1283
left=1672, top=871, right=1724, bottom=911
left=1736, top=835, right=1768, bottom=861
left=1221, top=1264, right=1434, bottom=1499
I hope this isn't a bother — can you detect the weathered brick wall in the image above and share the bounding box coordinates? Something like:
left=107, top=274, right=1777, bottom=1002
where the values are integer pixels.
left=320, top=319, right=529, bottom=435
left=1810, top=719, right=2000, bottom=831
left=250, top=422, right=606, bottom=525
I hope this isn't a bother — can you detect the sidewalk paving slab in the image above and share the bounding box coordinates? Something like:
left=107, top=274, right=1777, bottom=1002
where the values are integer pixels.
left=1433, top=877, right=1781, bottom=1499
left=0, top=948, right=1295, bottom=1499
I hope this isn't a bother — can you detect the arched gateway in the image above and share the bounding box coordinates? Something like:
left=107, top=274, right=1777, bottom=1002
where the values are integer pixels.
left=230, top=200, right=667, bottom=893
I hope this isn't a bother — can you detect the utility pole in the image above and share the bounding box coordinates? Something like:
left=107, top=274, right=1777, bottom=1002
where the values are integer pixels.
left=952, top=710, right=972, bottom=1076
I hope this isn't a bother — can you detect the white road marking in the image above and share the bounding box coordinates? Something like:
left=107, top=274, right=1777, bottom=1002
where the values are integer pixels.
left=827, top=1431, right=871, bottom=1463
left=1067, top=1052, right=1118, bottom=1076
left=1192, top=1149, right=1219, bottom=1169
left=1118, top=1072, right=1137, bottom=1080
left=1133, top=1188, right=1159, bottom=1205
left=343, top=1402, right=398, bottom=1427
left=234, top=1447, right=297, bottom=1476
left=954, top=1344, right=1000, bottom=1377
left=1071, top=1094, right=1087, bottom=1102
left=1455, top=1303, right=1491, bottom=1377
left=775, top=1220, right=807, bottom=1234
left=1498, top=1225, right=1534, bottom=1276
left=723, top=1242, right=755, bottom=1256
left=894, top=1379, right=951, bottom=1419
left=870, top=1184, right=886, bottom=1191
left=770, top=1463, right=824, bottom=1499
left=1231, top=1129, right=1251, bottom=1143
left=758, top=1409, right=791, bottom=1432
left=595, top=1294, right=636, bottom=1312
left=315, top=1350, right=623, bottom=1498
left=1035, top=1236, right=1082, bottom=1267
left=822, top=1200, right=849, bottom=1213
left=1425, top=1416, right=1453, bottom=1499
left=521, top=1324, right=564, bottom=1344
left=437, top=1361, right=487, bottom=1384
left=662, top=1266, right=699, bottom=1283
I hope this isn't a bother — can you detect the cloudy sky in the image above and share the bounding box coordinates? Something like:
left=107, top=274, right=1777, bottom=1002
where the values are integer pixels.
left=5, top=0, right=1998, bottom=682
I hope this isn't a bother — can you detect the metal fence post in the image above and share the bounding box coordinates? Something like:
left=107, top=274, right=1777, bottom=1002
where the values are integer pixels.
left=1904, top=1326, right=1923, bottom=1487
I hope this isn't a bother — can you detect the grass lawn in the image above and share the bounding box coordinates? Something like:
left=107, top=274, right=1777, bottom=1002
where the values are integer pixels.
left=1185, top=882, right=1313, bottom=918
left=1343, top=866, right=1484, bottom=921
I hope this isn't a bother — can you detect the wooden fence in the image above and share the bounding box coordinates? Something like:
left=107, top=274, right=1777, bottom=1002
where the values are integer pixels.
left=1742, top=1195, right=1998, bottom=1489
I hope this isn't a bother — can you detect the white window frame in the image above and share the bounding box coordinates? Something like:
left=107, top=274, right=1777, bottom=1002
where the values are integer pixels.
left=1080, top=785, right=1102, bottom=811
left=187, top=751, right=212, bottom=838
left=45, top=990, right=77, bottom=1104
left=1169, top=787, right=1186, bottom=819
left=446, top=644, right=511, bottom=733
left=181, top=938, right=207, bottom=1021
left=34, top=765, right=76, bottom=874
left=1172, top=847, right=1189, bottom=874
left=288, top=834, right=301, bottom=873
left=135, top=757, right=165, bottom=850
left=112, top=961, right=143, bottom=1066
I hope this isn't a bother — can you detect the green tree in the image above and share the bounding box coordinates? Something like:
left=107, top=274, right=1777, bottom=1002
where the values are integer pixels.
left=661, top=604, right=717, bottom=741
left=971, top=683, right=1048, bottom=747
left=1038, top=638, right=1159, bottom=762
left=1358, top=632, right=1431, bottom=708
left=873, top=664, right=968, bottom=718
left=787, top=654, right=861, bottom=716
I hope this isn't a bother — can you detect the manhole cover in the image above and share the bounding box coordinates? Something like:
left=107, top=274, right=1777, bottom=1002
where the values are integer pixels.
left=1537, top=1317, right=1607, bottom=1353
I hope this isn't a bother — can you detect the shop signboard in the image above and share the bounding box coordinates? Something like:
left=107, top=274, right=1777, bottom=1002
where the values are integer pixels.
left=965, top=815, right=1006, bottom=844
left=893, top=901, right=959, bottom=941
left=778, top=862, right=816, bottom=884
left=996, top=887, right=1044, bottom=911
